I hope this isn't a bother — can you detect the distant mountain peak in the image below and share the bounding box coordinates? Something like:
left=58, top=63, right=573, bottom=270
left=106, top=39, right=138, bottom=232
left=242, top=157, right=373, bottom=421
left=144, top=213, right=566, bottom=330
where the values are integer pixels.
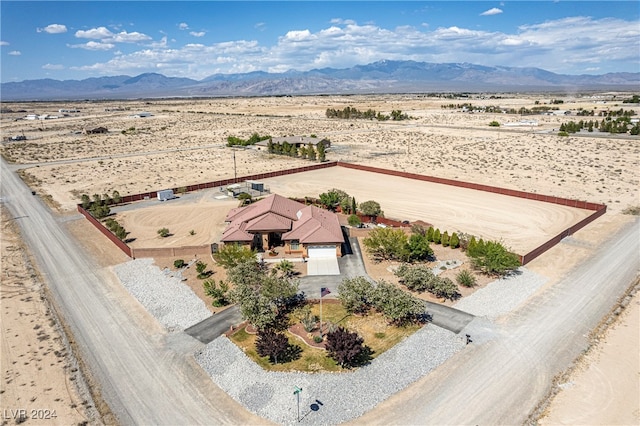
left=2, top=60, right=638, bottom=100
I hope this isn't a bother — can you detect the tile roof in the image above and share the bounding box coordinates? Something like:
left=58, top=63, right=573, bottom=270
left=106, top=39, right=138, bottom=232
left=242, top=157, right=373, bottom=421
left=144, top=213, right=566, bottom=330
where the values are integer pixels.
left=221, top=194, right=344, bottom=245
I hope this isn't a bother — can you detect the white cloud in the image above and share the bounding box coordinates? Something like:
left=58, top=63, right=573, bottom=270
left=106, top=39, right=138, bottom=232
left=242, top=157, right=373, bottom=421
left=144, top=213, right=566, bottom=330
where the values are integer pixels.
left=75, top=27, right=151, bottom=43
left=480, top=8, right=503, bottom=16
left=37, top=24, right=68, bottom=34
left=66, top=16, right=640, bottom=78
left=254, top=22, right=266, bottom=31
left=68, top=41, right=115, bottom=51
left=190, top=31, right=206, bottom=37
left=0, top=41, right=9, bottom=46
left=8, top=51, right=21, bottom=56
left=179, top=22, right=189, bottom=30
left=42, top=63, right=65, bottom=70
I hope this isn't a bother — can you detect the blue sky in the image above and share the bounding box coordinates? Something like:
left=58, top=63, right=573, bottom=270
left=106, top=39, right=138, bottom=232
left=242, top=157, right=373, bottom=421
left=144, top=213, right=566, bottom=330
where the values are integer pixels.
left=1, top=1, right=638, bottom=82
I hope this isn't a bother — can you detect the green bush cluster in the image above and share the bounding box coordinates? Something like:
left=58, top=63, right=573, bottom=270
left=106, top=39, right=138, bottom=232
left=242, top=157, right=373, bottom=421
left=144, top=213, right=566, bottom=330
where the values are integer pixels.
left=466, top=237, right=520, bottom=276
left=425, top=226, right=459, bottom=249
left=226, top=132, right=271, bottom=147
left=395, top=264, right=460, bottom=301
left=104, top=218, right=127, bottom=240
left=337, top=277, right=425, bottom=325
left=362, top=228, right=433, bottom=263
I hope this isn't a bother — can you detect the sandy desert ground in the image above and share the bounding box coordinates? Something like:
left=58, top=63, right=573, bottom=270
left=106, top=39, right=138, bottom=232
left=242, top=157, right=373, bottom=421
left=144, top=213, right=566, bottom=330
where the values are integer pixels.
left=0, top=206, right=94, bottom=425
left=1, top=93, right=638, bottom=424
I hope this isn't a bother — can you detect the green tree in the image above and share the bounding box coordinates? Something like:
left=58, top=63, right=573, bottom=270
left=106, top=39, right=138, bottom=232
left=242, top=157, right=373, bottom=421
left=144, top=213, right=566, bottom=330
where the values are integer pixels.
left=111, top=190, right=122, bottom=204
left=203, top=279, right=230, bottom=307
left=348, top=214, right=362, bottom=227
left=337, top=276, right=375, bottom=315
left=450, top=232, right=460, bottom=249
left=307, top=143, right=316, bottom=160
left=213, top=243, right=256, bottom=269
left=468, top=240, right=520, bottom=276
left=157, top=227, right=170, bottom=238
left=174, top=259, right=185, bottom=269
left=196, top=261, right=212, bottom=279
left=316, top=142, right=326, bottom=162
left=114, top=227, right=127, bottom=240
left=362, top=227, right=408, bottom=261
left=81, top=194, right=91, bottom=209
left=319, top=191, right=342, bottom=211
left=351, top=196, right=357, bottom=215
left=426, top=226, right=435, bottom=242
left=228, top=260, right=299, bottom=330
left=433, top=228, right=441, bottom=244
left=359, top=200, right=383, bottom=218
left=441, top=231, right=450, bottom=247
left=405, top=233, right=434, bottom=262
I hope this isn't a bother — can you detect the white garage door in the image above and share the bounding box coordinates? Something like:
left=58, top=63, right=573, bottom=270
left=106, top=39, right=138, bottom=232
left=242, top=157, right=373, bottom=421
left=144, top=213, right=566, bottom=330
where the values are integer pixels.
left=307, top=245, right=336, bottom=258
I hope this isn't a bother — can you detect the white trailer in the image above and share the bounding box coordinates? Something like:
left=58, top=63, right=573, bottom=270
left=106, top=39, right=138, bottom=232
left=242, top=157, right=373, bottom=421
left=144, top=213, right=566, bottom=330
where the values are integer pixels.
left=157, top=189, right=175, bottom=201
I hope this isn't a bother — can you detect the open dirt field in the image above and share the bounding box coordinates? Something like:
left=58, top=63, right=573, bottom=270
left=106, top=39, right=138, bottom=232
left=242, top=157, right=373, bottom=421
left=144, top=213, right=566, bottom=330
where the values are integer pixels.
left=113, top=166, right=592, bottom=255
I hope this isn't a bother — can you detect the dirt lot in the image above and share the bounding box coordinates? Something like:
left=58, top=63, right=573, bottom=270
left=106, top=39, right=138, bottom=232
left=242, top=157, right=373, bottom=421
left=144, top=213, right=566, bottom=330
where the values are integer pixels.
left=1, top=94, right=638, bottom=424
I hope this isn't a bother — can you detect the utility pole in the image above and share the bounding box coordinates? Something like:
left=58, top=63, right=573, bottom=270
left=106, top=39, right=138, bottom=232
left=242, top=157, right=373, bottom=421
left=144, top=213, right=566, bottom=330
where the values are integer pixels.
left=233, top=149, right=237, bottom=182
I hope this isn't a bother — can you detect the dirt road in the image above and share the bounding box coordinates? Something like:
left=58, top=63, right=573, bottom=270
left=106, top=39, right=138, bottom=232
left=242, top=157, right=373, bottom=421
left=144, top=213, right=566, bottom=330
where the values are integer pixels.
left=0, top=158, right=263, bottom=424
left=352, top=217, right=639, bottom=424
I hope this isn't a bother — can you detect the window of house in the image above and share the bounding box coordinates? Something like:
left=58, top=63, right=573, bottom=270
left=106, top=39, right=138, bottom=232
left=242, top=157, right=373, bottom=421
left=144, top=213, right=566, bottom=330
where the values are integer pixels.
left=290, top=240, right=300, bottom=250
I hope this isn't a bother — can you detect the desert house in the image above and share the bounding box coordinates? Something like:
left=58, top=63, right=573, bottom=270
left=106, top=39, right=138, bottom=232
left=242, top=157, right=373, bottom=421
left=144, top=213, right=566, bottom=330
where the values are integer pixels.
left=220, top=193, right=343, bottom=258
left=255, top=135, right=330, bottom=150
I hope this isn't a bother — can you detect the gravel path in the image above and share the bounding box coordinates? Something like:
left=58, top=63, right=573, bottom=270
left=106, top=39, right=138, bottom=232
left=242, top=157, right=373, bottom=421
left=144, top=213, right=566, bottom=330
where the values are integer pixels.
left=114, top=257, right=547, bottom=424
left=113, top=258, right=212, bottom=331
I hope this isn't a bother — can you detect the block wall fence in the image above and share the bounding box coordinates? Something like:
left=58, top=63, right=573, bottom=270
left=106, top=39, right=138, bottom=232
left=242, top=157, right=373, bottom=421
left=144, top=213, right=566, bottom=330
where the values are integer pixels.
left=78, top=161, right=606, bottom=265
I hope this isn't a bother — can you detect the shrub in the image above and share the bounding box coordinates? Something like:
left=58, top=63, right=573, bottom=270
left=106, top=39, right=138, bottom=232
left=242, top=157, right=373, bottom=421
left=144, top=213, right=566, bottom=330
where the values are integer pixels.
left=372, top=280, right=425, bottom=325
left=337, top=277, right=375, bottom=315
left=348, top=214, right=362, bottom=227
left=433, top=228, right=441, bottom=244
left=426, top=226, right=434, bottom=242
left=456, top=269, right=477, bottom=288
left=441, top=231, right=450, bottom=247
left=255, top=329, right=292, bottom=364
left=450, top=232, right=460, bottom=249
left=395, top=264, right=435, bottom=292
left=362, top=227, right=408, bottom=262
left=431, top=277, right=460, bottom=301
left=489, top=121, right=500, bottom=127
left=196, top=261, right=212, bottom=279
left=157, top=227, right=170, bottom=238
left=213, top=243, right=256, bottom=269
left=203, top=279, right=230, bottom=307
left=404, top=233, right=433, bottom=262
left=174, top=259, right=185, bottom=269
left=468, top=240, right=520, bottom=276
left=325, top=327, right=370, bottom=368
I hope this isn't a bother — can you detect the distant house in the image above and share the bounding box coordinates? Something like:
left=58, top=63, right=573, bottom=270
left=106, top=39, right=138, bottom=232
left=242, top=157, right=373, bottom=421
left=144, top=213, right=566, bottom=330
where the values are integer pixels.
left=132, top=112, right=153, bottom=118
left=255, top=136, right=330, bottom=150
left=221, top=194, right=343, bottom=258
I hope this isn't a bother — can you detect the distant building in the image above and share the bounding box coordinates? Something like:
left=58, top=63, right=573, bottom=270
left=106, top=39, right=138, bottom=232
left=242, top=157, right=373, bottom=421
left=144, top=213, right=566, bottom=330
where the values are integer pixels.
left=255, top=136, right=330, bottom=150
left=132, top=112, right=153, bottom=118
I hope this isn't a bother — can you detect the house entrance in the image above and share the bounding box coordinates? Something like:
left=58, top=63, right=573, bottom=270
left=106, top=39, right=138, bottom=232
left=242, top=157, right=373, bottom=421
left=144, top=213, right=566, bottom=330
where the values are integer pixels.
left=268, top=232, right=283, bottom=248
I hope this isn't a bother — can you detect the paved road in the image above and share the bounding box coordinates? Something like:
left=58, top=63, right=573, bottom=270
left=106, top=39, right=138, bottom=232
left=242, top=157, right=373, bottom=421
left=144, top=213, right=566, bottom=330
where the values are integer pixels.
left=353, top=217, right=639, bottom=425
left=0, top=158, right=263, bottom=424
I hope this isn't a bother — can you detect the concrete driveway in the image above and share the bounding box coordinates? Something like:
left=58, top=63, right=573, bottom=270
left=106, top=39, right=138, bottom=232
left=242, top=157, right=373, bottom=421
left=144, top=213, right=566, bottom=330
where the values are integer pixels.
left=306, top=256, right=340, bottom=275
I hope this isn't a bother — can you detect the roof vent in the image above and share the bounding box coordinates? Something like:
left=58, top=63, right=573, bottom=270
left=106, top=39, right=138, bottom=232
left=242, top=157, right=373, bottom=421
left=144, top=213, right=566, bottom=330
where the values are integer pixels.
left=296, top=210, right=302, bottom=220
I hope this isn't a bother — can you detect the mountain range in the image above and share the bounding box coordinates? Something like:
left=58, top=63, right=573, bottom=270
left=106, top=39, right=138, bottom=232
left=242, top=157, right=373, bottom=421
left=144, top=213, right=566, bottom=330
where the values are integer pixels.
left=2, top=60, right=638, bottom=100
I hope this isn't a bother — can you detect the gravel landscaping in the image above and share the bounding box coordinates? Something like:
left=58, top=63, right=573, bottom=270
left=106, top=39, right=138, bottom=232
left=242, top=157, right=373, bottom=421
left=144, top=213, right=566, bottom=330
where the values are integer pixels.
left=454, top=267, right=547, bottom=319
left=113, top=258, right=212, bottom=331
left=115, top=258, right=547, bottom=424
